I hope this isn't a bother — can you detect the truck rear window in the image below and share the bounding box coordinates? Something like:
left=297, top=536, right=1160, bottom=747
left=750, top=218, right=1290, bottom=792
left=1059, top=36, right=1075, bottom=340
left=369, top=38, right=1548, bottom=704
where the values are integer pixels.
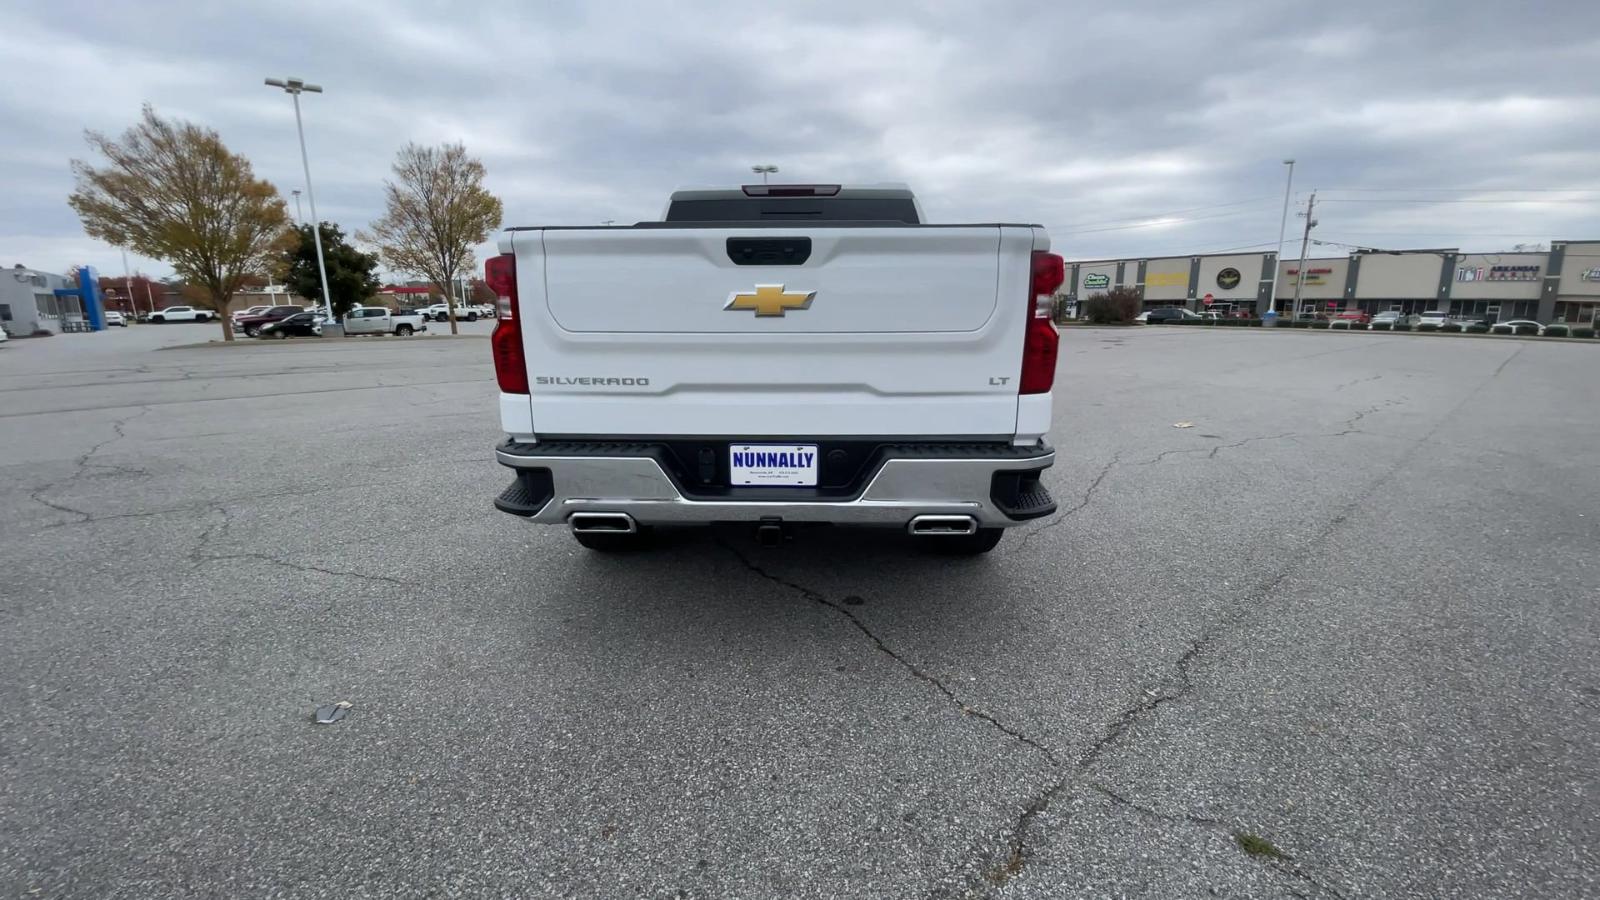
left=664, top=197, right=920, bottom=224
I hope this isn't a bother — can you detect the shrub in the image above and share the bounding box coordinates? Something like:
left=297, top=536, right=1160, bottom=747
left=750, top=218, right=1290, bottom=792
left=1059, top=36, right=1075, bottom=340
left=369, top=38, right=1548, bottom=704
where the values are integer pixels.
left=1310, top=320, right=1330, bottom=329
left=1513, top=323, right=1540, bottom=335
left=1490, top=324, right=1512, bottom=334
left=1247, top=319, right=1264, bottom=327
left=1370, top=321, right=1392, bottom=331
left=1084, top=288, right=1142, bottom=325
left=1292, top=320, right=1311, bottom=328
left=1572, top=327, right=1596, bottom=339
left=1440, top=323, right=1462, bottom=333
left=1392, top=323, right=1412, bottom=332
left=1542, top=324, right=1569, bottom=337
left=1465, top=323, right=1490, bottom=333
left=1416, top=323, right=1439, bottom=332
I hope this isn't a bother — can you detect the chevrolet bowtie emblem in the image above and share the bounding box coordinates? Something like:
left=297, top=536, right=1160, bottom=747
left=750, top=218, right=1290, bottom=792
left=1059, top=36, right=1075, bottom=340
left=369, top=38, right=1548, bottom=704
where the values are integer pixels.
left=724, top=284, right=816, bottom=317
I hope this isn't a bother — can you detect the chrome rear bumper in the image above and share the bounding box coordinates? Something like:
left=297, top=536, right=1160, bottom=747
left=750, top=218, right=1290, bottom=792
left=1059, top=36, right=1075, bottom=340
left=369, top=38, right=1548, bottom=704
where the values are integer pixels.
left=494, top=442, right=1055, bottom=528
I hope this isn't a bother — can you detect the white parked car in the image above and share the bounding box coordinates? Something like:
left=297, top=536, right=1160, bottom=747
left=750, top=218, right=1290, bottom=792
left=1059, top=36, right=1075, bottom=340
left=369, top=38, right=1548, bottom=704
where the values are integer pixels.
left=343, top=306, right=428, bottom=336
left=103, top=311, right=127, bottom=327
left=149, top=305, right=212, bottom=323
left=487, top=183, right=1060, bottom=554
left=1417, top=310, right=1452, bottom=329
left=1370, top=310, right=1421, bottom=328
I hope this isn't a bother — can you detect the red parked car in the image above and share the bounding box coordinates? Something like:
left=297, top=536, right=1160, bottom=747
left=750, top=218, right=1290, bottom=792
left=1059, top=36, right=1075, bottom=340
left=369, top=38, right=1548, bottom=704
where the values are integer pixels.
left=1333, top=310, right=1371, bottom=326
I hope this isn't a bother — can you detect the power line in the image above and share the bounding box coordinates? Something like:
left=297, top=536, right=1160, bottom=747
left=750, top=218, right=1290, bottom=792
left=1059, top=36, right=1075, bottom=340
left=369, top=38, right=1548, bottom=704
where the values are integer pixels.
left=1318, top=187, right=1600, bottom=193
left=1052, top=196, right=1276, bottom=231
left=1052, top=205, right=1276, bottom=236
left=1318, top=197, right=1597, bottom=205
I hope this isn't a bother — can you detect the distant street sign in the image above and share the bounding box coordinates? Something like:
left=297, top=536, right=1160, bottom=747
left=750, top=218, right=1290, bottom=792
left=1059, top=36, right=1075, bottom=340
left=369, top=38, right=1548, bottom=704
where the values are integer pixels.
left=1203, top=293, right=1214, bottom=305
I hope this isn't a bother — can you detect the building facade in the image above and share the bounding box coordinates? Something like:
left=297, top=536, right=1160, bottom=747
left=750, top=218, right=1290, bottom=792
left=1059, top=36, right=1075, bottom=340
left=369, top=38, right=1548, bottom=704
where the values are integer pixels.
left=1065, top=240, right=1599, bottom=324
left=0, top=265, right=72, bottom=335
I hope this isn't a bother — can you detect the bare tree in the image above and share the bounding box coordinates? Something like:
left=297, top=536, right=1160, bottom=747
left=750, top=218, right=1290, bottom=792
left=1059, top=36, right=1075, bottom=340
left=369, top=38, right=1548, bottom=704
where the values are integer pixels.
left=365, top=143, right=503, bottom=334
left=68, top=105, right=291, bottom=341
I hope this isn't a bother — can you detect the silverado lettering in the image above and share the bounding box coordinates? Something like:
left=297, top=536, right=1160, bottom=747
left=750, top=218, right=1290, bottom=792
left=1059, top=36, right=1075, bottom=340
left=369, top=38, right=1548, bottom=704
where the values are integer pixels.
left=535, top=377, right=650, bottom=386
left=489, top=183, right=1061, bottom=554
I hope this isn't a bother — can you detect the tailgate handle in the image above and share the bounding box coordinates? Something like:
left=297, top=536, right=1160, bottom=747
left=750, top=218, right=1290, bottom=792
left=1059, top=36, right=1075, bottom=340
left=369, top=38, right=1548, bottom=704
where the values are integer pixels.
left=726, top=237, right=811, bottom=266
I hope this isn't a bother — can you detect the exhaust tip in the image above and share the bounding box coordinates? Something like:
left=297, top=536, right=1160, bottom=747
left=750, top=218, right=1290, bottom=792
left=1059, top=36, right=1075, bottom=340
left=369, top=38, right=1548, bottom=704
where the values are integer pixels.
left=907, top=515, right=978, bottom=536
left=569, top=512, right=637, bottom=534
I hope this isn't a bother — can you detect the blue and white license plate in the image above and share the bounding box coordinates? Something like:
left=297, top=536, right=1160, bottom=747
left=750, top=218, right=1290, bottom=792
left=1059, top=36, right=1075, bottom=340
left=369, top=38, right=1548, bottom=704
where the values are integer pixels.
left=729, top=444, right=818, bottom=487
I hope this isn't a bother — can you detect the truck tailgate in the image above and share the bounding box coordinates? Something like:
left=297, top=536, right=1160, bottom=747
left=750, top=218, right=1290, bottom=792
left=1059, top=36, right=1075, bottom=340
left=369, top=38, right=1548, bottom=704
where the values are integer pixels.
left=510, top=225, right=1042, bottom=438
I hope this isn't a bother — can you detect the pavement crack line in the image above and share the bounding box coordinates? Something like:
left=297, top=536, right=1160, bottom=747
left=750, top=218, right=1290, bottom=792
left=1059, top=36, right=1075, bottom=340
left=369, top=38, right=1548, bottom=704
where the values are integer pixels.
left=1013, top=451, right=1123, bottom=552
left=27, top=405, right=153, bottom=522
left=718, top=539, right=1062, bottom=767
left=955, top=373, right=1511, bottom=897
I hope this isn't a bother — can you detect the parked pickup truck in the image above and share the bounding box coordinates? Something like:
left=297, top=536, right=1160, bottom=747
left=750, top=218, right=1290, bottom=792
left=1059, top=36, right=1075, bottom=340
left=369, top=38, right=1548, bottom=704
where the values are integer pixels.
left=421, top=302, right=481, bottom=322
left=344, top=306, right=427, bottom=336
left=486, top=183, right=1062, bottom=553
left=149, top=305, right=213, bottom=323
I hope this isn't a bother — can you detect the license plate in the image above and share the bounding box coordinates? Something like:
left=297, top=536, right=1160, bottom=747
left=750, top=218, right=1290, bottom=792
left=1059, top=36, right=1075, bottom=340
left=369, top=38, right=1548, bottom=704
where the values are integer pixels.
left=729, top=444, right=818, bottom=487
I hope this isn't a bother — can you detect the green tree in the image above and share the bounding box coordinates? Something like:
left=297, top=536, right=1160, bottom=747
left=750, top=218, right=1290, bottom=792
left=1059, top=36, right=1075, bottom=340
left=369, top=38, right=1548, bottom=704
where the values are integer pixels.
left=67, top=105, right=290, bottom=341
left=364, top=143, right=503, bottom=334
left=283, top=222, right=381, bottom=320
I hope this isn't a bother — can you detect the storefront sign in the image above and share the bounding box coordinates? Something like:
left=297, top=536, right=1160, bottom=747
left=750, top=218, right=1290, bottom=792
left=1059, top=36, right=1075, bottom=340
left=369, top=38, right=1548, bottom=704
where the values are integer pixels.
left=1084, top=273, right=1110, bottom=289
left=1582, top=267, right=1600, bottom=282
left=1286, top=267, right=1332, bottom=285
left=1215, top=268, right=1241, bottom=289
left=1459, top=265, right=1540, bottom=282
left=1145, top=272, right=1187, bottom=287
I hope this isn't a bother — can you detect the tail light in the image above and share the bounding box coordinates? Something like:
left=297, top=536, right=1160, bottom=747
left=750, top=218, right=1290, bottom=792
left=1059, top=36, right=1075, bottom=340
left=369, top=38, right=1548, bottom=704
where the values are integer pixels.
left=485, top=253, right=528, bottom=394
left=1020, top=250, right=1064, bottom=394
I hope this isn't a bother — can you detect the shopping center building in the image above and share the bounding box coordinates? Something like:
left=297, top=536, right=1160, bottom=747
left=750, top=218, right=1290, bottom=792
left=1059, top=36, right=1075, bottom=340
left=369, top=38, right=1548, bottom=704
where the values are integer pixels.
left=1064, top=240, right=1600, bottom=324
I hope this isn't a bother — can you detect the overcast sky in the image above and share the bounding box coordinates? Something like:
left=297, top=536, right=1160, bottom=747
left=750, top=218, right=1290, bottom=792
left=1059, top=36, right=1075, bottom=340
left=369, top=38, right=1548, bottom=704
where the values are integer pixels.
left=4, top=0, right=1598, bottom=281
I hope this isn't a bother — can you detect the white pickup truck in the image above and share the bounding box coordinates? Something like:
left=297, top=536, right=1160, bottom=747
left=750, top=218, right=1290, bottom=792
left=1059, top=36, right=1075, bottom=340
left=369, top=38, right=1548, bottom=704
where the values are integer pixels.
left=485, top=184, right=1062, bottom=553
left=343, top=306, right=427, bottom=336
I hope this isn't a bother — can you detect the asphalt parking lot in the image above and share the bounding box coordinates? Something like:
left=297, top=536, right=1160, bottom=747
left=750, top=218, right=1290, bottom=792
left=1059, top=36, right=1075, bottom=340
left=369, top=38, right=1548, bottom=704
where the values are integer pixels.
left=2, top=324, right=1596, bottom=899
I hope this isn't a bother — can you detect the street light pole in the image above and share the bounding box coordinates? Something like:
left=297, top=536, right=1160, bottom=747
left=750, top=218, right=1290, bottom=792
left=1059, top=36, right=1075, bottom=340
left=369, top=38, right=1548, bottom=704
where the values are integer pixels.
left=265, top=77, right=333, bottom=325
left=1266, top=159, right=1294, bottom=320
left=751, top=164, right=778, bottom=184
left=120, top=248, right=135, bottom=315
left=291, top=189, right=304, bottom=226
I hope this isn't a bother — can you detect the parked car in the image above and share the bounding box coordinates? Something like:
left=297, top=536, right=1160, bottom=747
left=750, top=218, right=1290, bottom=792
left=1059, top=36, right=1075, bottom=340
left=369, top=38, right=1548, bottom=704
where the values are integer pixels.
left=1417, top=310, right=1453, bottom=330
left=103, top=311, right=127, bottom=327
left=235, top=305, right=309, bottom=337
left=149, top=305, right=212, bottom=323
left=1141, top=307, right=1202, bottom=324
left=1370, top=310, right=1421, bottom=328
left=1332, top=310, right=1371, bottom=326
left=1491, top=319, right=1543, bottom=336
left=258, top=312, right=323, bottom=339
left=344, top=306, right=428, bottom=336
left=231, top=305, right=271, bottom=326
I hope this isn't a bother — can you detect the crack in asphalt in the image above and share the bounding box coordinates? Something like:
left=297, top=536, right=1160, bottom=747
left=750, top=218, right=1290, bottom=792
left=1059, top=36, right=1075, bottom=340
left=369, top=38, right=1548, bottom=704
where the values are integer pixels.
left=1012, top=451, right=1123, bottom=552
left=183, top=503, right=413, bottom=588
left=718, top=538, right=1062, bottom=767
left=719, top=532, right=1349, bottom=898
left=27, top=406, right=152, bottom=522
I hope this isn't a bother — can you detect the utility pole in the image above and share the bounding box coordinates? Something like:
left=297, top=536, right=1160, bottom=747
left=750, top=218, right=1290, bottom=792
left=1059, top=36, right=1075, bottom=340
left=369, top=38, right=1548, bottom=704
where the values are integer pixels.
left=1291, top=190, right=1318, bottom=321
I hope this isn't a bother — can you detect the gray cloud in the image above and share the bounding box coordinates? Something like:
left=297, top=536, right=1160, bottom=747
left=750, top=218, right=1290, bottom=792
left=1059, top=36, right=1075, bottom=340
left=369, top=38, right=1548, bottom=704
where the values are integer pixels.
left=5, top=0, right=1598, bottom=280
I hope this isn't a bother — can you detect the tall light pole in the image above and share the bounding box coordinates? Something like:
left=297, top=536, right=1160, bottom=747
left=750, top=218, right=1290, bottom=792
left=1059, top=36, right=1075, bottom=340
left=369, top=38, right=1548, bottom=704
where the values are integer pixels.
left=291, top=189, right=304, bottom=226
left=1266, top=159, right=1294, bottom=321
left=121, top=248, right=135, bottom=315
left=751, top=164, right=778, bottom=184
left=265, top=77, right=333, bottom=324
